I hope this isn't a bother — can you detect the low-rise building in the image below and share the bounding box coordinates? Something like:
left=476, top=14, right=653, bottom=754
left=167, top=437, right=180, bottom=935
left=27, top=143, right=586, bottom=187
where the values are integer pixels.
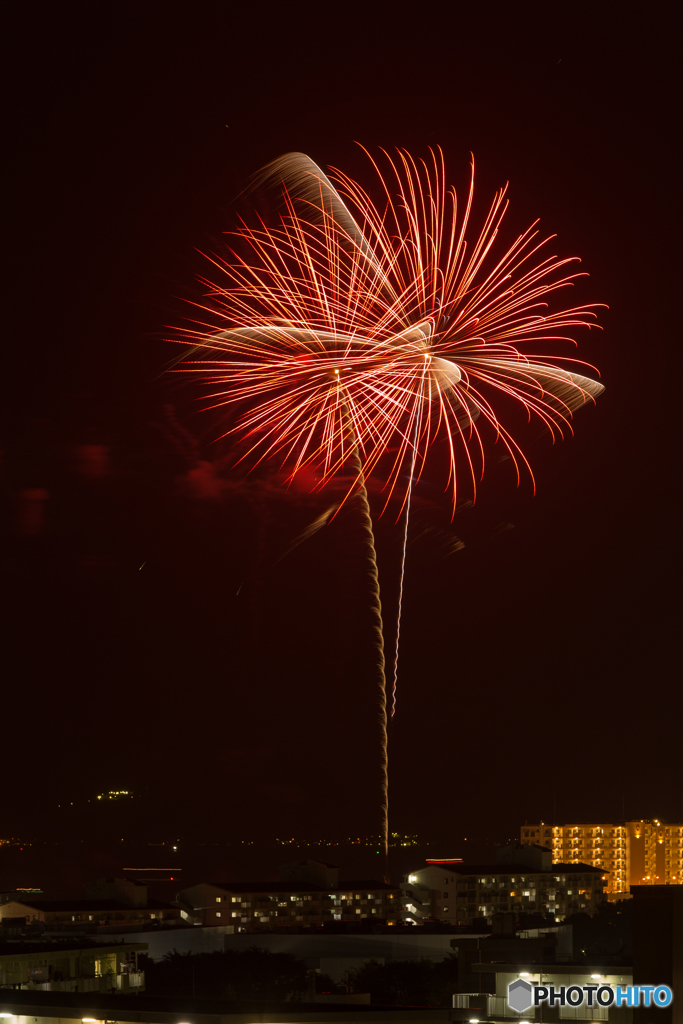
left=402, top=846, right=605, bottom=926
left=0, top=879, right=181, bottom=933
left=0, top=940, right=146, bottom=993
left=457, top=962, right=634, bottom=1020
left=0, top=898, right=180, bottom=932
left=178, top=860, right=401, bottom=931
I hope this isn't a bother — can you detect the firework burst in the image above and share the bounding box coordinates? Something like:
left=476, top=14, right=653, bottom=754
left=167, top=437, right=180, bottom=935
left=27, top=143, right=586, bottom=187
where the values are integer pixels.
left=176, top=147, right=603, bottom=509
left=173, top=148, right=604, bottom=873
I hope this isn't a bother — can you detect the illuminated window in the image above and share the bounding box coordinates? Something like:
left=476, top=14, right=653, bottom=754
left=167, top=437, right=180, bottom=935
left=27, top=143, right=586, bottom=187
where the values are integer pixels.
left=215, top=897, right=221, bottom=903
left=215, top=912, right=221, bottom=918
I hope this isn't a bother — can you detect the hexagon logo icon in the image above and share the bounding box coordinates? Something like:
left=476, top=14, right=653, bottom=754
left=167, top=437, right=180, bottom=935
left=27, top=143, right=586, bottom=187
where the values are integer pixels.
left=508, top=979, right=533, bottom=1013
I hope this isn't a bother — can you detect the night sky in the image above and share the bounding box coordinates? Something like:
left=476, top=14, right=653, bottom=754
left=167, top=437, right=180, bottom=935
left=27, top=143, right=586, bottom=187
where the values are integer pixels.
left=5, top=3, right=680, bottom=867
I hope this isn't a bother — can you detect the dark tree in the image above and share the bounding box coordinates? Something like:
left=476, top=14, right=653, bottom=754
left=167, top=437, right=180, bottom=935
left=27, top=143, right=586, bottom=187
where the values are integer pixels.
left=140, top=948, right=307, bottom=1001
left=351, top=955, right=458, bottom=1006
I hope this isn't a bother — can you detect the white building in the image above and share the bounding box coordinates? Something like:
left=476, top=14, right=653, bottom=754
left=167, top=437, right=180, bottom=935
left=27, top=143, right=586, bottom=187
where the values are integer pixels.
left=402, top=847, right=605, bottom=926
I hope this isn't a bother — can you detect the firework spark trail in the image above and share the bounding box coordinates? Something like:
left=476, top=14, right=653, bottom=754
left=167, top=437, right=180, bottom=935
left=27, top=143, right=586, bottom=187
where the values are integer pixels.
left=174, top=150, right=604, bottom=518
left=391, top=369, right=426, bottom=719
left=274, top=505, right=339, bottom=564
left=341, top=400, right=389, bottom=880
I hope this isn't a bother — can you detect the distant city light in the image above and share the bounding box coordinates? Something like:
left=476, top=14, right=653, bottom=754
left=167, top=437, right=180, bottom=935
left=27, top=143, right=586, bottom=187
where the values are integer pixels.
left=123, top=868, right=180, bottom=871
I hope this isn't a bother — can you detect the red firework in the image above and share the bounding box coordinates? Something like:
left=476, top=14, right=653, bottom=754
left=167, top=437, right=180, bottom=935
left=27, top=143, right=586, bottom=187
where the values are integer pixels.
left=172, top=148, right=605, bottom=873
left=174, top=147, right=604, bottom=512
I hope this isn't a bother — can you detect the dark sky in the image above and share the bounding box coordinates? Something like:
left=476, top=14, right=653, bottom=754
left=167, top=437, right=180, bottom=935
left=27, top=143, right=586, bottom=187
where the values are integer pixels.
left=5, top=2, right=681, bottom=861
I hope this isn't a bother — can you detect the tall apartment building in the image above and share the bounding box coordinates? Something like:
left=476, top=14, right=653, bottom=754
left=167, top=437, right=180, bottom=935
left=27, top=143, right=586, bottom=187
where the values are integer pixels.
left=520, top=819, right=683, bottom=893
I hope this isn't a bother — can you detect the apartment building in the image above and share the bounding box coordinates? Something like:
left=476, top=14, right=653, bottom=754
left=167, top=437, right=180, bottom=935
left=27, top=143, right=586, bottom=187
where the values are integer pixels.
left=401, top=846, right=605, bottom=926
left=521, top=819, right=683, bottom=892
left=178, top=861, right=401, bottom=931
left=0, top=941, right=145, bottom=994
left=0, top=878, right=181, bottom=932
left=0, top=896, right=180, bottom=931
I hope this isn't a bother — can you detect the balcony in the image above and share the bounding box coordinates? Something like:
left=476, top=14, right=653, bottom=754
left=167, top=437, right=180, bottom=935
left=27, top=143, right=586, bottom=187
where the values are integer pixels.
left=16, top=972, right=144, bottom=994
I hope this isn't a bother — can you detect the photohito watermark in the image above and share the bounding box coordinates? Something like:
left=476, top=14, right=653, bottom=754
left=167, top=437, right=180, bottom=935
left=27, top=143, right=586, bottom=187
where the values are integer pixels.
left=507, top=979, right=674, bottom=1013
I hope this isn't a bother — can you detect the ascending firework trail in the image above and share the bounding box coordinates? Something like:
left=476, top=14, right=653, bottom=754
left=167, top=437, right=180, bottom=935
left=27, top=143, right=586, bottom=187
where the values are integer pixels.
left=341, top=400, right=389, bottom=880
left=174, top=147, right=605, bottom=875
left=391, top=369, right=426, bottom=722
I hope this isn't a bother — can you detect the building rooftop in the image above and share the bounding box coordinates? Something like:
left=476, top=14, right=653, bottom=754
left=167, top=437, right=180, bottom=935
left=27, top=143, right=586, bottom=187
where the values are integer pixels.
left=3, top=898, right=177, bottom=912
left=0, top=940, right=148, bottom=958
left=0, top=988, right=454, bottom=1020
left=412, top=862, right=604, bottom=876
left=207, top=880, right=399, bottom=893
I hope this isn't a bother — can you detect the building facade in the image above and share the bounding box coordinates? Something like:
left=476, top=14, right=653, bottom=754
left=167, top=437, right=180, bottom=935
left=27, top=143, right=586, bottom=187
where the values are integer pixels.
left=0, top=898, right=180, bottom=931
left=178, top=880, right=401, bottom=931
left=461, top=962, right=634, bottom=1021
left=520, top=820, right=683, bottom=892
left=631, top=884, right=683, bottom=1024
left=401, top=848, right=605, bottom=927
left=0, top=880, right=180, bottom=933
left=0, top=941, right=145, bottom=993
left=178, top=863, right=401, bottom=932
